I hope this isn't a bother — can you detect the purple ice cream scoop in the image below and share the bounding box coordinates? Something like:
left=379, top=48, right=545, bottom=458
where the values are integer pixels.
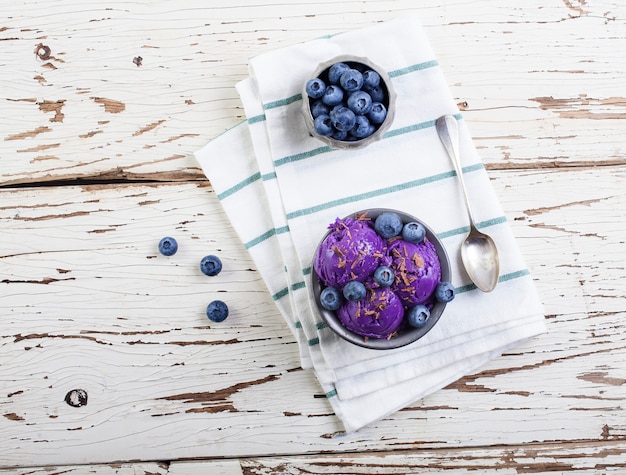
left=336, top=284, right=405, bottom=339
left=314, top=216, right=385, bottom=289
left=388, top=238, right=441, bottom=307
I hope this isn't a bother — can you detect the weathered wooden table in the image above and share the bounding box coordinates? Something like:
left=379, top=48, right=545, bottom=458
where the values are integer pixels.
left=2, top=1, right=625, bottom=473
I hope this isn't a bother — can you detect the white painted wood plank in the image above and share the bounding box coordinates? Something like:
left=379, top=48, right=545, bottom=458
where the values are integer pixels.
left=1, top=0, right=625, bottom=186
left=2, top=442, right=625, bottom=474
left=1, top=166, right=624, bottom=468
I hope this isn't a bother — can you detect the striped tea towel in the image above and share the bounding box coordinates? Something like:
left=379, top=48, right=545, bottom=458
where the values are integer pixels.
left=194, top=15, right=547, bottom=433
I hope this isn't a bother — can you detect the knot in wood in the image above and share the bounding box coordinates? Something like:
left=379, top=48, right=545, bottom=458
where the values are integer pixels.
left=64, top=388, right=88, bottom=407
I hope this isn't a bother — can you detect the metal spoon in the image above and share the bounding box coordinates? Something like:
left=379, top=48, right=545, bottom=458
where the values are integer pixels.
left=436, top=115, right=500, bottom=292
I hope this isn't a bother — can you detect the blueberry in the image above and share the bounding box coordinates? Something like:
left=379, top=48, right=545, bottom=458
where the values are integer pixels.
left=368, top=102, right=387, bottom=124
left=320, top=286, right=343, bottom=311
left=402, top=222, right=426, bottom=243
left=374, top=212, right=403, bottom=239
left=347, top=90, right=373, bottom=115
left=311, top=100, right=329, bottom=119
left=364, top=85, right=385, bottom=103
left=200, top=255, right=222, bottom=276
left=305, top=78, right=326, bottom=99
left=362, top=70, right=381, bottom=90
left=407, top=305, right=430, bottom=328
left=158, top=237, right=178, bottom=256
left=350, top=115, right=373, bottom=139
left=373, top=266, right=395, bottom=287
left=343, top=281, right=366, bottom=302
left=331, top=129, right=348, bottom=141
left=339, top=69, right=364, bottom=92
left=328, top=62, right=350, bottom=84
left=330, top=105, right=356, bottom=132
left=206, top=300, right=229, bottom=322
left=322, top=85, right=344, bottom=106
left=435, top=281, right=456, bottom=303
left=313, top=114, right=333, bottom=136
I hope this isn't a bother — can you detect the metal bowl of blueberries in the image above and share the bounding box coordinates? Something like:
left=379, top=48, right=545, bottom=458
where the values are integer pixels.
left=302, top=55, right=396, bottom=150
left=311, top=209, right=454, bottom=350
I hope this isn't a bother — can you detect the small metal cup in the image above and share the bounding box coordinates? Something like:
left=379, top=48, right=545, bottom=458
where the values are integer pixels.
left=302, top=55, right=396, bottom=150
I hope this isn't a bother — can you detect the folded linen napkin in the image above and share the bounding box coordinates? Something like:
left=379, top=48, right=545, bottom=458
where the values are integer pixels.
left=195, top=16, right=547, bottom=432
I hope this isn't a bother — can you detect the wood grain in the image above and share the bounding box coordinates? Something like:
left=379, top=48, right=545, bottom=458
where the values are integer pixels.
left=1, top=169, right=624, bottom=467
left=1, top=0, right=625, bottom=471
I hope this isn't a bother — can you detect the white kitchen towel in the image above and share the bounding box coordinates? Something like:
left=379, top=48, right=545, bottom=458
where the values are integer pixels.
left=195, top=16, right=547, bottom=432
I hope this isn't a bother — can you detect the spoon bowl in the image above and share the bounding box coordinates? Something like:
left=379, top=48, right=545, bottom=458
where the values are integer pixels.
left=436, top=115, right=500, bottom=292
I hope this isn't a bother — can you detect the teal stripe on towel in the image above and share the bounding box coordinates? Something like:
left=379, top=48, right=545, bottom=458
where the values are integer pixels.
left=285, top=163, right=483, bottom=221
left=244, top=225, right=289, bottom=249
left=217, top=172, right=262, bottom=200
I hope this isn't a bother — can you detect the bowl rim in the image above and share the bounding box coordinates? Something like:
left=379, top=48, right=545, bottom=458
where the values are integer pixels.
left=301, top=55, right=397, bottom=151
left=311, top=208, right=451, bottom=350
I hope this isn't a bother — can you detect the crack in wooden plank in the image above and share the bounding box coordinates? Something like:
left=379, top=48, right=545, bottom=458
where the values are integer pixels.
left=38, top=100, right=66, bottom=122
left=133, top=120, right=166, bottom=137
left=13, top=332, right=112, bottom=346
left=92, top=97, right=126, bottom=113
left=158, top=374, right=280, bottom=414
left=524, top=198, right=606, bottom=216
left=5, top=126, right=51, bottom=141
left=577, top=371, right=626, bottom=386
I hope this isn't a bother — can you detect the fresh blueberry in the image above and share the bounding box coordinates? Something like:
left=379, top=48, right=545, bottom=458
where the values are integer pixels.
left=368, top=102, right=387, bottom=124
left=305, top=78, right=326, bottom=99
left=347, top=90, right=373, bottom=115
left=321, top=85, right=344, bottom=106
left=364, top=85, right=385, bottom=103
left=374, top=212, right=403, bottom=239
left=402, top=222, right=426, bottom=243
left=320, top=286, right=343, bottom=311
left=339, top=69, right=364, bottom=92
left=407, top=305, right=430, bottom=328
left=311, top=100, right=329, bottom=119
left=373, top=266, right=395, bottom=287
left=350, top=115, right=373, bottom=139
left=200, top=255, right=222, bottom=276
left=328, top=62, right=350, bottom=84
left=435, top=281, right=456, bottom=303
left=330, top=105, right=356, bottom=132
left=331, top=129, right=348, bottom=141
left=206, top=300, right=229, bottom=322
left=158, top=237, right=178, bottom=256
left=362, top=70, right=381, bottom=90
left=313, top=114, right=333, bottom=136
left=343, top=280, right=367, bottom=302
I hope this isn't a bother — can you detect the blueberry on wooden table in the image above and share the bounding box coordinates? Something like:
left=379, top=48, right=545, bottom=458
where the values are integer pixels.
left=158, top=237, right=178, bottom=256
left=200, top=255, right=222, bottom=276
left=206, top=300, right=229, bottom=322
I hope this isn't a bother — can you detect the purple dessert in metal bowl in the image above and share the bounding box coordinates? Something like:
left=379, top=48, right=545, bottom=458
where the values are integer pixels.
left=311, top=209, right=452, bottom=350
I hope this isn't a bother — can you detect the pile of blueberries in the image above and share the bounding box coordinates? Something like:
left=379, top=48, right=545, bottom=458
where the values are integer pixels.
left=305, top=61, right=389, bottom=142
left=158, top=237, right=228, bottom=323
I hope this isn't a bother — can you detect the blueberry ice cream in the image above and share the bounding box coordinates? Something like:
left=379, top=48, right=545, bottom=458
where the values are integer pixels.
left=313, top=216, right=385, bottom=289
left=314, top=211, right=453, bottom=342
left=337, top=283, right=405, bottom=339
left=388, top=238, right=441, bottom=308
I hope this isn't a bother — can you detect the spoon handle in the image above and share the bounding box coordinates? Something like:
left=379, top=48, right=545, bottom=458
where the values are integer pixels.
left=435, top=115, right=476, bottom=227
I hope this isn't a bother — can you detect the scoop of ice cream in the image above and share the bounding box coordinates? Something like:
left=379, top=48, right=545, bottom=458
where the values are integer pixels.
left=336, top=284, right=404, bottom=339
left=314, top=216, right=385, bottom=289
left=388, top=238, right=441, bottom=307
